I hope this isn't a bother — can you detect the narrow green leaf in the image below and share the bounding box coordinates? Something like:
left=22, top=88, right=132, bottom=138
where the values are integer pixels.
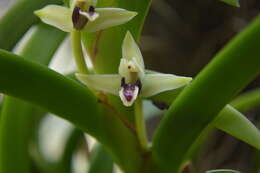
left=219, top=0, right=240, bottom=7
left=0, top=0, right=62, bottom=50
left=231, top=88, right=260, bottom=113
left=206, top=169, right=240, bottom=173
left=88, top=144, right=113, bottom=173
left=152, top=16, right=260, bottom=172
left=213, top=105, right=260, bottom=150
left=0, top=50, right=142, bottom=173
left=0, top=24, right=66, bottom=173
left=58, top=129, right=85, bottom=173
left=212, top=88, right=260, bottom=151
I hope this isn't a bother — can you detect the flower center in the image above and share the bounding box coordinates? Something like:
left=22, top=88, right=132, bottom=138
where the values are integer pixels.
left=72, top=5, right=97, bottom=30
left=123, top=84, right=136, bottom=101
left=119, top=78, right=142, bottom=107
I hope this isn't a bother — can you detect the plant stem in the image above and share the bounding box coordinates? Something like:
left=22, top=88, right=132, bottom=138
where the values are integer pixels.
left=71, top=30, right=90, bottom=74
left=134, top=97, right=149, bottom=151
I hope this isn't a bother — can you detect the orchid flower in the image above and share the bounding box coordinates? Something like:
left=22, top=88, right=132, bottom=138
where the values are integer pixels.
left=76, top=32, right=192, bottom=107
left=34, top=0, right=137, bottom=33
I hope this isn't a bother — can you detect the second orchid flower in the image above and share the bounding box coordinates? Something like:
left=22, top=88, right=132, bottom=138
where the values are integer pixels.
left=76, top=32, right=192, bottom=107
left=35, top=0, right=137, bottom=33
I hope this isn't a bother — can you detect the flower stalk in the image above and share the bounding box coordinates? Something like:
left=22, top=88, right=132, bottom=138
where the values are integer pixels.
left=71, top=30, right=90, bottom=74
left=134, top=97, right=149, bottom=151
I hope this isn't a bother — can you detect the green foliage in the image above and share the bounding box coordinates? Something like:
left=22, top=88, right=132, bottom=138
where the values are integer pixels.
left=0, top=0, right=62, bottom=50
left=152, top=16, right=260, bottom=172
left=0, top=0, right=259, bottom=173
left=231, top=88, right=260, bottom=113
left=0, top=24, right=66, bottom=173
left=88, top=145, right=113, bottom=173
left=220, top=0, right=240, bottom=7
left=0, top=49, right=142, bottom=172
left=213, top=105, right=260, bottom=150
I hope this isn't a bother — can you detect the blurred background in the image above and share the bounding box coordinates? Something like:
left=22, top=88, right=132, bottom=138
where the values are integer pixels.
left=0, top=0, right=260, bottom=172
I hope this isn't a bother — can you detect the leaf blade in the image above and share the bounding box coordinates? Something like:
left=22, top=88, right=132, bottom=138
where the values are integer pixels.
left=0, top=49, right=142, bottom=173
left=213, top=105, right=260, bottom=150
left=152, top=16, right=260, bottom=172
left=0, top=24, right=66, bottom=173
left=0, top=0, right=62, bottom=50
left=220, top=0, right=240, bottom=7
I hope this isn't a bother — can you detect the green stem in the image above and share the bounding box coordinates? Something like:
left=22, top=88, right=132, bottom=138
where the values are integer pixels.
left=71, top=30, right=90, bottom=74
left=134, top=97, right=149, bottom=151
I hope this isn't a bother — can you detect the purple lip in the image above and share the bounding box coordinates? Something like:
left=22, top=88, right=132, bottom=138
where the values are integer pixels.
left=123, top=84, right=136, bottom=102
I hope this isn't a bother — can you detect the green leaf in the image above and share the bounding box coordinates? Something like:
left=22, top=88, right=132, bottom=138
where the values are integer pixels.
left=206, top=169, right=240, bottom=173
left=58, top=129, right=85, bottom=173
left=0, top=0, right=62, bottom=50
left=212, top=88, right=260, bottom=151
left=88, top=144, right=113, bottom=173
left=152, top=16, right=260, bottom=172
left=231, top=88, right=260, bottom=113
left=0, top=24, right=66, bottom=173
left=0, top=50, right=142, bottom=173
left=219, top=0, right=240, bottom=7
left=213, top=105, right=260, bottom=150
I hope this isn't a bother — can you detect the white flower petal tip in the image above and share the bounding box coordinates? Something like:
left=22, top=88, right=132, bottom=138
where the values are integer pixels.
left=75, top=73, right=121, bottom=95
left=119, top=85, right=139, bottom=107
left=34, top=5, right=73, bottom=32
left=84, top=8, right=138, bottom=32
left=122, top=31, right=144, bottom=70
left=141, top=74, right=192, bottom=97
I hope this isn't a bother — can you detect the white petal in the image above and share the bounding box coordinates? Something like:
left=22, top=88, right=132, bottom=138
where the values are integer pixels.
left=79, top=11, right=99, bottom=21
left=122, top=31, right=145, bottom=71
left=119, top=86, right=139, bottom=107
left=141, top=74, right=192, bottom=97
left=35, top=5, right=73, bottom=32
left=76, top=73, right=121, bottom=95
left=118, top=58, right=131, bottom=81
left=132, top=57, right=145, bottom=78
left=83, top=8, right=137, bottom=32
